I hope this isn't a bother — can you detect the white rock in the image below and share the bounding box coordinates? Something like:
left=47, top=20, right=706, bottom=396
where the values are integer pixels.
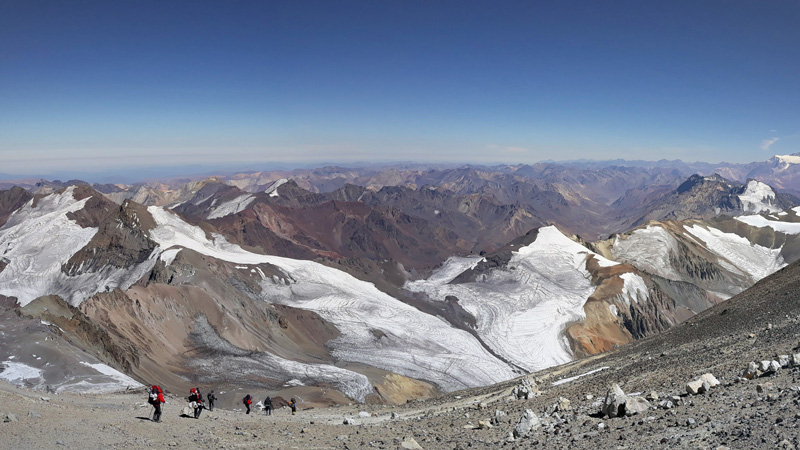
left=513, top=409, right=541, bottom=438
left=358, top=411, right=371, bottom=418
left=400, top=437, right=423, bottom=449
left=624, top=397, right=651, bottom=416
left=700, top=373, right=720, bottom=387
left=779, top=355, right=791, bottom=368
left=768, top=360, right=781, bottom=374
left=603, top=384, right=627, bottom=418
left=760, top=360, right=772, bottom=372
left=791, top=353, right=800, bottom=367
left=743, top=361, right=760, bottom=379
left=686, top=379, right=704, bottom=395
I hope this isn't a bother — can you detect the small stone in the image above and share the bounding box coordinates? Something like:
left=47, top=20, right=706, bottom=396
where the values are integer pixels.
left=336, top=435, right=348, bottom=441
left=658, top=400, right=674, bottom=409
left=769, top=360, right=782, bottom=374
left=779, top=355, right=791, bottom=367
left=645, top=391, right=659, bottom=401
left=792, top=353, right=800, bottom=367
left=686, top=418, right=696, bottom=427
left=478, top=419, right=493, bottom=429
left=597, top=422, right=606, bottom=430
left=342, top=417, right=354, bottom=425
left=400, top=437, right=423, bottom=449
left=28, top=410, right=41, bottom=419
left=391, top=412, right=399, bottom=420
left=557, top=397, right=571, bottom=411
left=40, top=397, right=50, bottom=402
left=358, top=411, right=371, bottom=418
left=585, top=394, right=594, bottom=401
left=4, top=413, right=18, bottom=423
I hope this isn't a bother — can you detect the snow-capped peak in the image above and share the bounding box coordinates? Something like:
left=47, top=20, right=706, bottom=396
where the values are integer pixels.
left=739, top=180, right=780, bottom=214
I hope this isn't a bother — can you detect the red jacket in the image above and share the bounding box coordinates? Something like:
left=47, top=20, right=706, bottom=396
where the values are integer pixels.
left=151, top=386, right=165, bottom=404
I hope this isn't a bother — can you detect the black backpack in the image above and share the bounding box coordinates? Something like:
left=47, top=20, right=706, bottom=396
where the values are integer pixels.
left=243, top=394, right=251, bottom=404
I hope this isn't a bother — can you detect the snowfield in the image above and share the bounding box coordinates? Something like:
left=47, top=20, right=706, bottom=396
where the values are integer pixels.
left=735, top=214, right=800, bottom=235
left=0, top=187, right=159, bottom=307
left=407, top=226, right=638, bottom=372
left=207, top=194, right=255, bottom=219
left=612, top=223, right=785, bottom=286
left=683, top=224, right=785, bottom=282
left=147, top=206, right=519, bottom=392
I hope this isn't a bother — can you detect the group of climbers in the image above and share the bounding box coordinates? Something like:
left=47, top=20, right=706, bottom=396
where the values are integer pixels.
left=148, top=385, right=297, bottom=422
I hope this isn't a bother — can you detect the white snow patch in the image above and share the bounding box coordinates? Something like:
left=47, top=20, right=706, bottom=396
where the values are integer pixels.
left=159, top=248, right=181, bottom=266
left=79, top=362, right=143, bottom=390
left=684, top=225, right=785, bottom=282
left=777, top=154, right=800, bottom=165
left=551, top=367, right=609, bottom=386
left=407, top=226, right=602, bottom=372
left=735, top=215, right=800, bottom=235
left=619, top=272, right=648, bottom=305
left=0, top=361, right=43, bottom=382
left=207, top=194, right=255, bottom=220
left=739, top=180, right=781, bottom=214
left=146, top=206, right=518, bottom=392
left=265, top=179, right=289, bottom=197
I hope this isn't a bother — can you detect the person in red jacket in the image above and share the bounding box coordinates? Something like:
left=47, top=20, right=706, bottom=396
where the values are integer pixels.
left=148, top=385, right=165, bottom=423
left=243, top=394, right=252, bottom=414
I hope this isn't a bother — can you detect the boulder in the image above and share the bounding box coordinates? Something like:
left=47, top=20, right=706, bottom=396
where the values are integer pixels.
left=687, top=373, right=719, bottom=394
left=511, top=379, right=540, bottom=400
left=602, top=384, right=627, bottom=418
left=624, top=397, right=651, bottom=416
left=513, top=409, right=540, bottom=438
left=743, top=361, right=760, bottom=379
left=700, top=373, right=720, bottom=387
left=686, top=379, right=705, bottom=395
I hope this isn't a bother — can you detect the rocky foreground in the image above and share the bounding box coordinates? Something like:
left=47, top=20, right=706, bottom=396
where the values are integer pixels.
left=5, top=261, right=800, bottom=449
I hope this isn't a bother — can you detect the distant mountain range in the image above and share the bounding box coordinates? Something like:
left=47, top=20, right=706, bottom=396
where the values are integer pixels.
left=2, top=155, right=800, bottom=404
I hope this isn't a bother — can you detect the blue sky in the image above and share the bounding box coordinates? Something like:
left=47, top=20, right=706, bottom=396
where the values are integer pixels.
left=1, top=0, right=799, bottom=176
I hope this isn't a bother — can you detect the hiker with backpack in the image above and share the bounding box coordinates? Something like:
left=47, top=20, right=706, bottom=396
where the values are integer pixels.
left=243, top=394, right=252, bottom=414
left=263, top=396, right=273, bottom=416
left=207, top=390, right=216, bottom=411
left=148, top=385, right=165, bottom=423
left=187, top=388, right=204, bottom=419
left=288, top=398, right=297, bottom=415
